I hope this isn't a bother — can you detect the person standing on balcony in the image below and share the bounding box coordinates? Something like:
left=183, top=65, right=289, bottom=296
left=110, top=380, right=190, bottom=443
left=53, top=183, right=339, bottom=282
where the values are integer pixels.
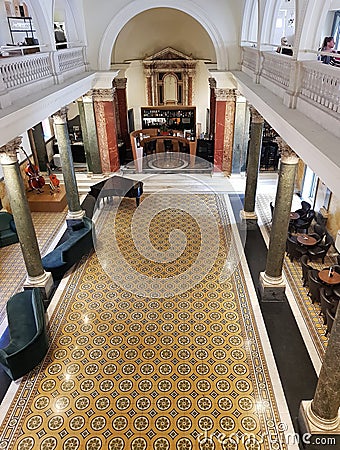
left=54, top=23, right=67, bottom=50
left=319, top=36, right=336, bottom=65
left=276, top=37, right=293, bottom=56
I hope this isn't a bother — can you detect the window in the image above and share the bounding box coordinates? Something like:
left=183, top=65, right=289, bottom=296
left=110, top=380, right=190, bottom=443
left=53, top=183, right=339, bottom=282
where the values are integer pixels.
left=331, top=11, right=340, bottom=50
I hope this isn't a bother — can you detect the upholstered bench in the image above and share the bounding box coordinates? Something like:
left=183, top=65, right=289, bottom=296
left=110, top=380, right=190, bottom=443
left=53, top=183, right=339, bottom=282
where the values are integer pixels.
left=0, top=288, right=48, bottom=380
left=0, top=211, right=19, bottom=247
left=42, top=216, right=94, bottom=280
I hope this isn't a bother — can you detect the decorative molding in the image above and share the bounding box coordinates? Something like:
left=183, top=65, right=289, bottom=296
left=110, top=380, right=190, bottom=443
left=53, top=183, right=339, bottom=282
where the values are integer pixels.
left=276, top=137, right=299, bottom=164
left=214, top=88, right=236, bottom=102
left=113, top=78, right=127, bottom=89
left=144, top=47, right=194, bottom=61
left=0, top=136, right=22, bottom=164
left=92, top=88, right=114, bottom=102
left=249, top=106, right=264, bottom=124
left=52, top=107, right=68, bottom=124
left=209, top=78, right=217, bottom=89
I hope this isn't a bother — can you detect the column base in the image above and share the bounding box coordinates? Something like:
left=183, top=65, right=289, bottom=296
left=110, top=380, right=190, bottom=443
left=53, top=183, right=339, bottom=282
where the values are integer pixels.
left=24, top=271, right=54, bottom=301
left=67, top=209, right=85, bottom=220
left=240, top=210, right=258, bottom=229
left=258, top=271, right=286, bottom=301
left=298, top=401, right=340, bottom=448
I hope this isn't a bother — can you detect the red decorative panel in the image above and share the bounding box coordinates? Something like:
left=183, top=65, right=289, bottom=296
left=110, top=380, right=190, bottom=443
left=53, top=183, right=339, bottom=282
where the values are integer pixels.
left=213, top=101, right=226, bottom=171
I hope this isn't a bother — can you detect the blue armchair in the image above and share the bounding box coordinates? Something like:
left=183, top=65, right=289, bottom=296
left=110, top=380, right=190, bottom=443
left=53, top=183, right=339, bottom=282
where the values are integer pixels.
left=0, top=211, right=19, bottom=247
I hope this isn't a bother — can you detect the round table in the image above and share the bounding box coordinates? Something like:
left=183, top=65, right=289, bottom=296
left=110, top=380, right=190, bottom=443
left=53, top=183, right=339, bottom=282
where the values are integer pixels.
left=297, top=234, right=317, bottom=246
left=290, top=212, right=300, bottom=220
left=318, top=269, right=340, bottom=285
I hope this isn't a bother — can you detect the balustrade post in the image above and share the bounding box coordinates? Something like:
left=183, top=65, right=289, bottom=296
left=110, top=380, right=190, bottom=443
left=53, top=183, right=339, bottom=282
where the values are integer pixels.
left=284, top=60, right=302, bottom=109
left=50, top=51, right=64, bottom=84
left=254, top=50, right=262, bottom=84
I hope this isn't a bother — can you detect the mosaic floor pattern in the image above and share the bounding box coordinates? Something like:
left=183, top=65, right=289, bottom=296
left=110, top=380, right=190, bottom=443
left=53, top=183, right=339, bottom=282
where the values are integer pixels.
left=256, top=192, right=335, bottom=359
left=0, top=210, right=67, bottom=325
left=0, top=194, right=289, bottom=450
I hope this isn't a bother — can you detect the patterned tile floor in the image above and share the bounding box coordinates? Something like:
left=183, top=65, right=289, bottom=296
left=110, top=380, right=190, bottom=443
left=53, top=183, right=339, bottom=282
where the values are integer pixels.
left=0, top=193, right=293, bottom=450
left=0, top=210, right=67, bottom=325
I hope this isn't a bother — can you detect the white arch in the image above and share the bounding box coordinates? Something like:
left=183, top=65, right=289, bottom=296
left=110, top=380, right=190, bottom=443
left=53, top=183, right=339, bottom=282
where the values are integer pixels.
left=299, top=0, right=333, bottom=54
left=98, top=0, right=228, bottom=70
left=241, top=0, right=258, bottom=44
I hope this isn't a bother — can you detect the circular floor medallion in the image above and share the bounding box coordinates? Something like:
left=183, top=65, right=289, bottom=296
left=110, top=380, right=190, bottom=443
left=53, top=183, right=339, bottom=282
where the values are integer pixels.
left=148, top=154, right=189, bottom=170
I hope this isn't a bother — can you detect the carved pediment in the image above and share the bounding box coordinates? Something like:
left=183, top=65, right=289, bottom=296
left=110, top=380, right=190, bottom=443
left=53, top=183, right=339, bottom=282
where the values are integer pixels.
left=144, top=47, right=193, bottom=62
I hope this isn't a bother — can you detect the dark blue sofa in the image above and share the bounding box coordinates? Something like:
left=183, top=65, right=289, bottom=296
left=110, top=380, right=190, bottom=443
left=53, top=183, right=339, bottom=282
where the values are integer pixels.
left=42, top=216, right=94, bottom=280
left=0, top=288, right=48, bottom=380
left=0, top=211, right=19, bottom=247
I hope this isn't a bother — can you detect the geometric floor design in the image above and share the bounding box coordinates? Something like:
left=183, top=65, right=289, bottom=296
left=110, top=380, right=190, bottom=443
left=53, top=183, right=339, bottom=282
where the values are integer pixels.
left=0, top=209, right=67, bottom=325
left=0, top=194, right=288, bottom=449
left=256, top=192, right=333, bottom=360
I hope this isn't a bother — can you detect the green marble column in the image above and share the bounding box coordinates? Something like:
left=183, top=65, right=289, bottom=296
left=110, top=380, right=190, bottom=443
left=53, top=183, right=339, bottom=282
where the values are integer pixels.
left=311, top=305, right=340, bottom=422
left=0, top=137, right=53, bottom=295
left=52, top=107, right=83, bottom=219
left=241, top=106, right=264, bottom=221
left=78, top=94, right=102, bottom=174
left=299, top=308, right=340, bottom=436
left=259, top=140, right=299, bottom=300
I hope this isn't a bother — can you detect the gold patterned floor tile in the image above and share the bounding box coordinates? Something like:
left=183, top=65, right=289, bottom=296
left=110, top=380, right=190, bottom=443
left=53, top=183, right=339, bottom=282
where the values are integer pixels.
left=0, top=210, right=67, bottom=324
left=0, top=194, right=288, bottom=450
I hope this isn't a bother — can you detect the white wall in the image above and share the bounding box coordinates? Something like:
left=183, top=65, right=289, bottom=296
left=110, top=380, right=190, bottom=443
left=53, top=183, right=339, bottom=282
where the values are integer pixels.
left=125, top=61, right=147, bottom=130
left=83, top=0, right=244, bottom=71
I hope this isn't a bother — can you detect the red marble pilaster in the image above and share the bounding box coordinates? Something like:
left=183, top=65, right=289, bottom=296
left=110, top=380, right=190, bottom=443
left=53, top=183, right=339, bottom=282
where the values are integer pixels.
left=213, top=88, right=236, bottom=174
left=214, top=98, right=226, bottom=171
left=93, top=89, right=120, bottom=173
left=113, top=78, right=130, bottom=150
left=209, top=78, right=216, bottom=139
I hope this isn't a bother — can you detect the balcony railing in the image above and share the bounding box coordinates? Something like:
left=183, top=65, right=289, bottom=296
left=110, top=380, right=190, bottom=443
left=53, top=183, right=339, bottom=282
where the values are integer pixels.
left=241, top=47, right=340, bottom=128
left=0, top=46, right=87, bottom=108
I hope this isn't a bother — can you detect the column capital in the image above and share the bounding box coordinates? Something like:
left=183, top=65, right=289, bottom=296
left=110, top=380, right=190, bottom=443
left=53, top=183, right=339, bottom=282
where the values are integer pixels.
left=208, top=77, right=217, bottom=89
left=276, top=137, right=299, bottom=164
left=0, top=136, right=22, bottom=164
left=113, top=78, right=127, bottom=89
left=214, top=88, right=236, bottom=101
left=92, top=88, right=113, bottom=101
left=52, top=107, right=68, bottom=124
left=249, top=106, right=264, bottom=124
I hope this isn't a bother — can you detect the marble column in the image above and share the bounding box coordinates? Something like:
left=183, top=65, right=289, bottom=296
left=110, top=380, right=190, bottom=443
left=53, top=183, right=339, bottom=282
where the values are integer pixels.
left=208, top=78, right=216, bottom=138
left=145, top=70, right=152, bottom=106
left=299, top=307, right=340, bottom=438
left=52, top=107, right=84, bottom=220
left=240, top=106, right=264, bottom=222
left=213, top=88, right=236, bottom=174
left=78, top=94, right=102, bottom=174
left=92, top=88, right=120, bottom=174
left=259, top=140, right=299, bottom=300
left=113, top=78, right=130, bottom=151
left=232, top=93, right=250, bottom=174
left=0, top=137, right=53, bottom=296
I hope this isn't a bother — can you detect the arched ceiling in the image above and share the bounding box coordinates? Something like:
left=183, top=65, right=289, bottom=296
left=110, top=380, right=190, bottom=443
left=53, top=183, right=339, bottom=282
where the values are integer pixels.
left=112, top=7, right=216, bottom=63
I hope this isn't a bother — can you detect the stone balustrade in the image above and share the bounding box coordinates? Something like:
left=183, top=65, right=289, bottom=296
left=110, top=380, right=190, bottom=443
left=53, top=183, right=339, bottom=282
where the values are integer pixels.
left=241, top=47, right=340, bottom=132
left=0, top=47, right=87, bottom=108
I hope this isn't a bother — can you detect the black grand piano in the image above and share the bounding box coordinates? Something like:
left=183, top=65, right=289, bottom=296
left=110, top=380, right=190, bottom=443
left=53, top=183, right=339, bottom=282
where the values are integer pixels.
left=89, top=175, right=143, bottom=207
